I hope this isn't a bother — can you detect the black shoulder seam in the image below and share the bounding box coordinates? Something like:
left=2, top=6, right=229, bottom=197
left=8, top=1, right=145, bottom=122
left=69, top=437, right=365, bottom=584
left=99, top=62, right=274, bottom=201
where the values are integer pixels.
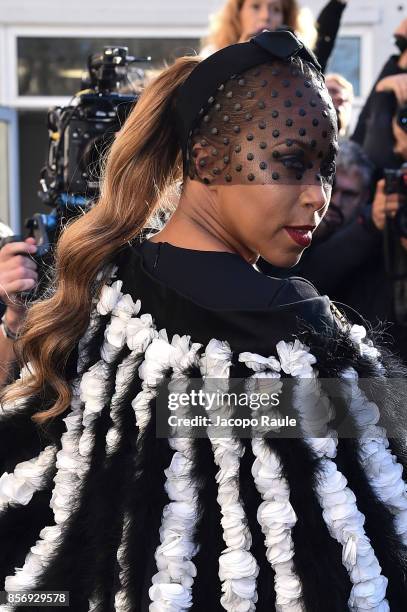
left=269, top=277, right=321, bottom=307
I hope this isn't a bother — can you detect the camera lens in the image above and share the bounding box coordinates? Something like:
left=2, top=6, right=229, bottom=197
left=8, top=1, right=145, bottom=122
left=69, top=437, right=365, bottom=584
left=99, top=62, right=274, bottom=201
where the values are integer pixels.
left=395, top=206, right=407, bottom=238
left=397, top=105, right=407, bottom=133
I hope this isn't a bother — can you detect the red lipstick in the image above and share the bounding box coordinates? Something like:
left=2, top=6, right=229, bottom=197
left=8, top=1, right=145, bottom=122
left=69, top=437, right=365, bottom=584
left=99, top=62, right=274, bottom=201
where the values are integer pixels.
left=284, top=225, right=315, bottom=248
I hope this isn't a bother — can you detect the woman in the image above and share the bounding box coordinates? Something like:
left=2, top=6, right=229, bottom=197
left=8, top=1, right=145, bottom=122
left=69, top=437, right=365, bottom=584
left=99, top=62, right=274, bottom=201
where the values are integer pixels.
left=203, top=0, right=349, bottom=72
left=1, top=30, right=407, bottom=612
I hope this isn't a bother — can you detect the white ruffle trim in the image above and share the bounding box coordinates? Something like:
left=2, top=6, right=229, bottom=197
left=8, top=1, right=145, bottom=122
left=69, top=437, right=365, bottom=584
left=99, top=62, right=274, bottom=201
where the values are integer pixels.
left=252, top=437, right=303, bottom=611
left=240, top=352, right=304, bottom=611
left=285, top=339, right=390, bottom=612
left=241, top=338, right=390, bottom=611
left=341, top=367, right=407, bottom=545
left=349, top=325, right=383, bottom=365
left=149, top=339, right=203, bottom=611
left=199, top=340, right=259, bottom=612
left=0, top=445, right=57, bottom=512
left=4, top=401, right=83, bottom=593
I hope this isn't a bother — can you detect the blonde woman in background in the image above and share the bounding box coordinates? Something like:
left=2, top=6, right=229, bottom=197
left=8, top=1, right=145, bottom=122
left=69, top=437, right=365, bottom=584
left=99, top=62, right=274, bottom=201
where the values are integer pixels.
left=202, top=0, right=349, bottom=72
left=325, top=72, right=354, bottom=136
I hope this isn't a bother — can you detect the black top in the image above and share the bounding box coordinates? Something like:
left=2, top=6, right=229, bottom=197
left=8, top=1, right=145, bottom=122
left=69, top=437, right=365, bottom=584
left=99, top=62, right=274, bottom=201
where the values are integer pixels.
left=115, top=240, right=337, bottom=357
left=136, top=239, right=321, bottom=310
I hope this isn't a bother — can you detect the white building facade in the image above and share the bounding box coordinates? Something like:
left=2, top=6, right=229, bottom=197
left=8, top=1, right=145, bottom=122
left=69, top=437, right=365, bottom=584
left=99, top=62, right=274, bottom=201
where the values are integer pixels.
left=0, top=0, right=405, bottom=229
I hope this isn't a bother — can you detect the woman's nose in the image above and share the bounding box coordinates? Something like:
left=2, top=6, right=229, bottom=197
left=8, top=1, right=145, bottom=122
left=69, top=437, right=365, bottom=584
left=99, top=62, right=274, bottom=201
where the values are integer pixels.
left=259, top=7, right=271, bottom=24
left=300, top=184, right=331, bottom=215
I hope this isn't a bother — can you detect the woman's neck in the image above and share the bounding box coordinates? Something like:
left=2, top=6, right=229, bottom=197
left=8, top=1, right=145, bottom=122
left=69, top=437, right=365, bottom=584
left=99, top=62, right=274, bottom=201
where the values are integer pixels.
left=149, top=180, right=258, bottom=264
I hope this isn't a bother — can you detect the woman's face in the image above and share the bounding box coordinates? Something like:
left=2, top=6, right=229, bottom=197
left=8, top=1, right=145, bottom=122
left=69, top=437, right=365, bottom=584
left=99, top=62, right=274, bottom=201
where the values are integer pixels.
left=239, top=0, right=284, bottom=39
left=213, top=181, right=331, bottom=267
left=186, top=61, right=338, bottom=267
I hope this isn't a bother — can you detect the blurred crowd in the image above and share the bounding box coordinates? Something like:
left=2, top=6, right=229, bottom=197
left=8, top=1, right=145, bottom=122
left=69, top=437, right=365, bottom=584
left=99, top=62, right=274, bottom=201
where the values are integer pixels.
left=1, top=0, right=407, bottom=383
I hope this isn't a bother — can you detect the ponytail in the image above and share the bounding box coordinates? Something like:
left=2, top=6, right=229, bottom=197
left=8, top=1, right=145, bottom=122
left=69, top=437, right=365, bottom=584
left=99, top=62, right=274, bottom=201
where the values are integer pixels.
left=2, top=55, right=201, bottom=423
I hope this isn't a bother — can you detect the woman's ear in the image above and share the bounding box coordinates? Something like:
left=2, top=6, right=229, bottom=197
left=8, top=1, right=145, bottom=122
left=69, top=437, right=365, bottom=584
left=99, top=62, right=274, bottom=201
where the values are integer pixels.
left=190, top=141, right=232, bottom=184
left=191, top=142, right=213, bottom=183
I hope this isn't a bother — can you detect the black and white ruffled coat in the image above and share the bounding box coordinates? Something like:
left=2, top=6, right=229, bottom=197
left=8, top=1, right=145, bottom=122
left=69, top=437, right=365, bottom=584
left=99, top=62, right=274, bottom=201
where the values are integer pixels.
left=1, top=244, right=407, bottom=612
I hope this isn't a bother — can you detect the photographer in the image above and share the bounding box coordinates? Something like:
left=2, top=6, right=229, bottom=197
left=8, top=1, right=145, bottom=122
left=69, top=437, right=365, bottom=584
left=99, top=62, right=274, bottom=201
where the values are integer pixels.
left=325, top=72, right=354, bottom=137
left=0, top=238, right=37, bottom=386
left=352, top=17, right=407, bottom=172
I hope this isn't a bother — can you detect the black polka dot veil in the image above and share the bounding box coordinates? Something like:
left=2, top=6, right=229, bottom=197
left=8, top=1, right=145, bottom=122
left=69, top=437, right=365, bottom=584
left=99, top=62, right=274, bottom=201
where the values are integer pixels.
left=186, top=58, right=338, bottom=187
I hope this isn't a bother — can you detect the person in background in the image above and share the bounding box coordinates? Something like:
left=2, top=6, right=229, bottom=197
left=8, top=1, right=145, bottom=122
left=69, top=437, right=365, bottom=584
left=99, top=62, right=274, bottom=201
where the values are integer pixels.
left=325, top=72, right=354, bottom=137
left=352, top=16, right=407, bottom=171
left=202, top=0, right=349, bottom=71
left=0, top=236, right=38, bottom=386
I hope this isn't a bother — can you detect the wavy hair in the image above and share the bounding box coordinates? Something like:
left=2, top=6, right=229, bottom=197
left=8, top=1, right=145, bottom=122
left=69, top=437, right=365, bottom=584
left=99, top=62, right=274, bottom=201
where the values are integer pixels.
left=203, top=0, right=317, bottom=52
left=2, top=56, right=201, bottom=424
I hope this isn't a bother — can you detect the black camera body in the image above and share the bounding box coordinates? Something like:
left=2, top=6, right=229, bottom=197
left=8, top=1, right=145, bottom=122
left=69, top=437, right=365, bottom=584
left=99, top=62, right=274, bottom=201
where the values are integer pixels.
left=53, top=92, right=133, bottom=196
left=384, top=163, right=407, bottom=237
left=41, top=46, right=139, bottom=207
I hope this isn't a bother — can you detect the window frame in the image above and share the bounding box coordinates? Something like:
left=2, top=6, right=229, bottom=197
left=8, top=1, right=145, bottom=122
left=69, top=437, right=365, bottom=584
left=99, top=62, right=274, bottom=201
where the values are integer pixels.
left=3, top=25, right=205, bottom=109
left=0, top=106, right=20, bottom=232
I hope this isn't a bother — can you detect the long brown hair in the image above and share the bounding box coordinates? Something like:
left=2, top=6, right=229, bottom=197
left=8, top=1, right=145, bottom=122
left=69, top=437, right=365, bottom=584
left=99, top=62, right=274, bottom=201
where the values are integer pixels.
left=203, top=0, right=316, bottom=53
left=2, top=56, right=200, bottom=424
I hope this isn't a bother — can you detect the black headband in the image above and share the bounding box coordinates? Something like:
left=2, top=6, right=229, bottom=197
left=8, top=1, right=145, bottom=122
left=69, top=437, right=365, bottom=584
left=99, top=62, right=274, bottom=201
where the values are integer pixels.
left=174, top=30, right=322, bottom=163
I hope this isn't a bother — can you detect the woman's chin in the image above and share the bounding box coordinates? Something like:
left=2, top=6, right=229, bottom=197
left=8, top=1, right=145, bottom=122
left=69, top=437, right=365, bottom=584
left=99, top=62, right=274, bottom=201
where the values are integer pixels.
left=260, top=250, right=304, bottom=269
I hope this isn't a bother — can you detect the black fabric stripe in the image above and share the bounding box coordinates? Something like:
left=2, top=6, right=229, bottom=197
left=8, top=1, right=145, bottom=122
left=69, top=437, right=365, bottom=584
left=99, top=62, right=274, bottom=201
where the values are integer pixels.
left=305, top=324, right=407, bottom=610
left=18, top=353, right=126, bottom=612
left=0, top=461, right=56, bottom=582
left=335, top=437, right=407, bottom=611
left=267, top=435, right=351, bottom=612
left=184, top=367, right=224, bottom=611
left=354, top=344, right=407, bottom=481
left=77, top=314, right=111, bottom=377
left=227, top=364, right=276, bottom=610
left=0, top=401, right=44, bottom=474
left=232, top=362, right=350, bottom=609
left=0, top=312, right=108, bottom=477
left=188, top=435, right=224, bottom=611
left=239, top=437, right=277, bottom=611
left=120, top=376, right=173, bottom=612
left=347, top=349, right=407, bottom=609
left=89, top=354, right=142, bottom=610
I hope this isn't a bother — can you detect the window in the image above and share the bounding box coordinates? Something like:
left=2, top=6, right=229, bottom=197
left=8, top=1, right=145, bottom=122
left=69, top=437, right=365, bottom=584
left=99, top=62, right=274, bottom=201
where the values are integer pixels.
left=325, top=27, right=373, bottom=104
left=17, top=37, right=200, bottom=97
left=326, top=36, right=361, bottom=97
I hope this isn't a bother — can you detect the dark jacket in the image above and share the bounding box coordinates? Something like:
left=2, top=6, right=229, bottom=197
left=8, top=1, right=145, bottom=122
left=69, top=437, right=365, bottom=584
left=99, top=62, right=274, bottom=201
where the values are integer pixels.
left=352, top=56, right=405, bottom=172
left=1, top=242, right=407, bottom=612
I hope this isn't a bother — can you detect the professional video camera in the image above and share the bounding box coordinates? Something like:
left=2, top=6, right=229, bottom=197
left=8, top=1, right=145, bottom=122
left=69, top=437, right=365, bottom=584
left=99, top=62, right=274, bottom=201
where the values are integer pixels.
left=0, top=45, right=145, bottom=295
